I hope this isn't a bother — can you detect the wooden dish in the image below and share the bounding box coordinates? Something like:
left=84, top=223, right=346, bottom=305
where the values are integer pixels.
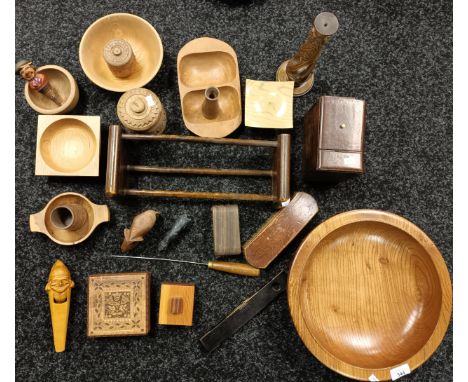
left=30, top=192, right=110, bottom=246
left=35, top=115, right=101, bottom=176
left=177, top=37, right=242, bottom=138
left=288, top=210, right=452, bottom=381
left=25, top=65, right=79, bottom=114
left=79, top=13, right=163, bottom=92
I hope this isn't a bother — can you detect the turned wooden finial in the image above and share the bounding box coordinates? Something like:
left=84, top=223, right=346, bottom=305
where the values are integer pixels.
left=276, top=12, right=339, bottom=96
left=103, top=39, right=136, bottom=78
left=16, top=59, right=64, bottom=105
left=201, top=87, right=221, bottom=120
left=121, top=210, right=160, bottom=252
left=45, top=260, right=74, bottom=352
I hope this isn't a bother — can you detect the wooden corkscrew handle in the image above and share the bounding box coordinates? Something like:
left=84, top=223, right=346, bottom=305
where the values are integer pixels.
left=207, top=261, right=260, bottom=277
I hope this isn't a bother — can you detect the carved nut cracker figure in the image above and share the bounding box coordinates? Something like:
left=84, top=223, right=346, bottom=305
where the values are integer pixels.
left=45, top=260, right=74, bottom=352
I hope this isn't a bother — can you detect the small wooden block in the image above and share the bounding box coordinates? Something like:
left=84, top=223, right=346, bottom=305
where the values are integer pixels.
left=87, top=272, right=150, bottom=337
left=212, top=205, right=241, bottom=257
left=245, top=79, right=294, bottom=128
left=243, top=192, right=319, bottom=269
left=158, top=283, right=195, bottom=326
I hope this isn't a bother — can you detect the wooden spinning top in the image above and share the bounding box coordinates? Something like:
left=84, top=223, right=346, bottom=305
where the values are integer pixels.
left=121, top=210, right=160, bottom=252
left=45, top=260, right=74, bottom=352
left=16, top=59, right=63, bottom=105
left=103, top=39, right=136, bottom=78
left=117, top=88, right=167, bottom=134
left=276, top=12, right=339, bottom=96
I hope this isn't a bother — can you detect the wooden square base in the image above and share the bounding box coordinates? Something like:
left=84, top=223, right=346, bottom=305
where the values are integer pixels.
left=158, top=282, right=195, bottom=326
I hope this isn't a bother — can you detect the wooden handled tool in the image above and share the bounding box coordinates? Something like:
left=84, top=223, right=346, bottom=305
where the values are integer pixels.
left=110, top=255, right=260, bottom=277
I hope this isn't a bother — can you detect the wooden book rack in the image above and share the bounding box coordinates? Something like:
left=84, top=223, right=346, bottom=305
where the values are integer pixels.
left=105, top=125, right=291, bottom=204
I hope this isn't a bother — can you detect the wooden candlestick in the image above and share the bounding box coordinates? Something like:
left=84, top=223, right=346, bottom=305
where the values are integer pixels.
left=16, top=60, right=64, bottom=105
left=276, top=12, right=339, bottom=96
left=45, top=260, right=74, bottom=352
left=201, top=87, right=221, bottom=120
left=103, top=39, right=136, bottom=78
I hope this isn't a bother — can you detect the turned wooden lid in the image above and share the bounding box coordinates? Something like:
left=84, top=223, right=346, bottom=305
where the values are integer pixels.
left=117, top=88, right=165, bottom=133
left=103, top=39, right=134, bottom=68
left=314, top=12, right=339, bottom=36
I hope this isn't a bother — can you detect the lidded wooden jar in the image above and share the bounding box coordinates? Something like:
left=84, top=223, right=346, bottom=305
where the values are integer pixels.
left=117, top=88, right=166, bottom=134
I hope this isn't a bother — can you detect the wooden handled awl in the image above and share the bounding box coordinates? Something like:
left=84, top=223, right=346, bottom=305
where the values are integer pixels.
left=45, top=260, right=74, bottom=352
left=110, top=255, right=260, bottom=277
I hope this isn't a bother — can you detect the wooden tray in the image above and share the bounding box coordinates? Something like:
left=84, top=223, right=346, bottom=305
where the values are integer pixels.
left=35, top=115, right=100, bottom=176
left=79, top=13, right=163, bottom=92
left=177, top=37, right=241, bottom=138
left=288, top=210, right=452, bottom=381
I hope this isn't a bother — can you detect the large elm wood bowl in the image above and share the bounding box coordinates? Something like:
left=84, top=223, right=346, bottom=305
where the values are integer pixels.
left=288, top=210, right=452, bottom=381
left=79, top=13, right=163, bottom=92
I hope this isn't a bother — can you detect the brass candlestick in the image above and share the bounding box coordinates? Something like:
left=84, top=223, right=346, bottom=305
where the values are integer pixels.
left=276, top=12, right=339, bottom=96
left=15, top=60, right=63, bottom=105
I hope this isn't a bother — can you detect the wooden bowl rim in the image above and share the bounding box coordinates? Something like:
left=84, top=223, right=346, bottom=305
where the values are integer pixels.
left=42, top=192, right=99, bottom=245
left=287, top=209, right=452, bottom=381
left=79, top=13, right=163, bottom=92
left=24, top=65, right=78, bottom=114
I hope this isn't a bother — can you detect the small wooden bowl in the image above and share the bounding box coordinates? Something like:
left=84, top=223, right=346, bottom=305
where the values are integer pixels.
left=35, top=115, right=101, bottom=176
left=25, top=65, right=79, bottom=114
left=79, top=13, right=163, bottom=92
left=30, top=192, right=110, bottom=246
left=288, top=210, right=452, bottom=381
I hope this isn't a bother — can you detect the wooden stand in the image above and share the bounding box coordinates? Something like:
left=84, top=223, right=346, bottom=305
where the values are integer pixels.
left=105, top=124, right=291, bottom=205
left=276, top=12, right=339, bottom=96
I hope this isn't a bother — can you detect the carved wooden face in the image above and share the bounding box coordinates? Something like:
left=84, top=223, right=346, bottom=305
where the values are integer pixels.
left=20, top=64, right=36, bottom=81
left=47, top=276, right=74, bottom=295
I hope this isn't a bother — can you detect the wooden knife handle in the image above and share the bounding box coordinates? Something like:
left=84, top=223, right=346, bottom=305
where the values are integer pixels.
left=208, top=261, right=260, bottom=277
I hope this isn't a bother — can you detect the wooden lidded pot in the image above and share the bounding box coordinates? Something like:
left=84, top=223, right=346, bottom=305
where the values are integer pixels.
left=24, top=65, right=79, bottom=115
left=117, top=88, right=166, bottom=134
left=79, top=13, right=163, bottom=92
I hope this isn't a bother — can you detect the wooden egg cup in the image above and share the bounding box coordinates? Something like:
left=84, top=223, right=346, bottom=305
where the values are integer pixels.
left=24, top=65, right=79, bottom=114
left=288, top=210, right=452, bottom=381
left=177, top=37, right=242, bottom=138
left=79, top=13, right=163, bottom=92
left=35, top=115, right=101, bottom=176
left=30, top=192, right=110, bottom=246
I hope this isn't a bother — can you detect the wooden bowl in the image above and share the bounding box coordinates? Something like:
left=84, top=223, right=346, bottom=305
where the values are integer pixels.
left=177, top=37, right=242, bottom=138
left=29, top=192, right=110, bottom=246
left=79, top=13, right=163, bottom=92
left=35, top=115, right=101, bottom=176
left=25, top=65, right=79, bottom=114
left=288, top=210, right=452, bottom=381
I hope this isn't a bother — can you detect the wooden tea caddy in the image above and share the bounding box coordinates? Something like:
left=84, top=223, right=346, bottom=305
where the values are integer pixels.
left=30, top=192, right=110, bottom=245
left=18, top=62, right=79, bottom=114
left=105, top=124, right=291, bottom=204
left=177, top=37, right=242, bottom=138
left=35, top=115, right=101, bottom=176
left=79, top=13, right=163, bottom=92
